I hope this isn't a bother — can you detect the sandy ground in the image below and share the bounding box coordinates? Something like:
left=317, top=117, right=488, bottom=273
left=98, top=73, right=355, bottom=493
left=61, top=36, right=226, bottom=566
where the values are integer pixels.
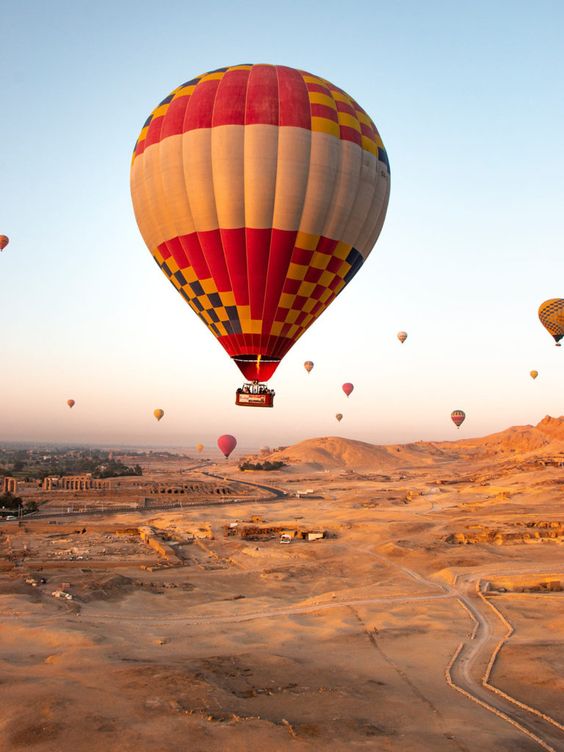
left=0, top=421, right=563, bottom=751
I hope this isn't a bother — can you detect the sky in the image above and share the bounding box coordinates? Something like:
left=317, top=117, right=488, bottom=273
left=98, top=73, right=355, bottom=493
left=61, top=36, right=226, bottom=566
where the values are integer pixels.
left=0, top=0, right=563, bottom=449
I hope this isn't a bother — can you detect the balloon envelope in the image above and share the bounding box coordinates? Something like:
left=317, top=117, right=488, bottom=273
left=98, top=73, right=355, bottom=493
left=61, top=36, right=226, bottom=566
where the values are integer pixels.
left=0, top=235, right=9, bottom=251
left=217, top=434, right=237, bottom=458
left=196, top=443, right=204, bottom=453
left=342, top=383, right=354, bottom=397
left=304, top=361, right=314, bottom=374
left=130, top=64, right=390, bottom=382
left=67, top=399, right=75, bottom=409
left=530, top=370, right=538, bottom=380
left=538, top=299, right=564, bottom=345
left=335, top=413, right=343, bottom=422
left=397, top=331, right=407, bottom=344
left=451, top=410, right=465, bottom=428
left=153, top=408, right=164, bottom=421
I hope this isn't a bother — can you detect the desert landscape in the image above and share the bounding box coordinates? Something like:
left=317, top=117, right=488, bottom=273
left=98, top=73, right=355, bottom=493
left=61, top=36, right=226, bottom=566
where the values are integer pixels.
left=0, top=415, right=562, bottom=751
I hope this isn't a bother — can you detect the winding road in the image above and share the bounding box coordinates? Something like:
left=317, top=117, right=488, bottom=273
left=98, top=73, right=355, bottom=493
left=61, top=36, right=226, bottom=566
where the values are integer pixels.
left=449, top=576, right=564, bottom=751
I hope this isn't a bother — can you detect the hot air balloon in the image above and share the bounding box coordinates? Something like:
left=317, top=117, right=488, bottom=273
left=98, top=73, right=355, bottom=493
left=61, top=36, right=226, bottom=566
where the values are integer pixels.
left=451, top=410, right=465, bottom=428
left=530, top=370, right=539, bottom=380
left=196, top=443, right=204, bottom=453
left=67, top=399, right=75, bottom=409
left=397, top=331, right=407, bottom=344
left=342, top=383, right=354, bottom=397
left=538, top=299, right=564, bottom=346
left=153, top=408, right=164, bottom=421
left=130, top=64, right=390, bottom=407
left=0, top=235, right=9, bottom=251
left=336, top=413, right=343, bottom=422
left=304, top=361, right=314, bottom=374
left=217, top=434, right=237, bottom=459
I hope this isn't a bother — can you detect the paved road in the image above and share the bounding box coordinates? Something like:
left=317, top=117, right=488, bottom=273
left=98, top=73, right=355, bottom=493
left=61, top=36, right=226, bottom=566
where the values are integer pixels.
left=18, top=494, right=290, bottom=521
left=202, top=469, right=287, bottom=498
left=451, top=576, right=564, bottom=751
left=362, top=544, right=563, bottom=750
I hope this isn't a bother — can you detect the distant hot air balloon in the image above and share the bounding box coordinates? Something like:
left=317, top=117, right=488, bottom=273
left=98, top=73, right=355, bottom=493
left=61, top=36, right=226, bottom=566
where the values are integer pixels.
left=0, top=235, right=9, bottom=251
left=217, top=434, right=237, bottom=459
left=397, top=331, right=408, bottom=344
left=451, top=410, right=465, bottom=428
left=153, top=408, right=164, bottom=421
left=304, top=361, right=314, bottom=374
left=67, top=399, right=75, bottom=409
left=530, top=370, right=539, bottom=380
left=538, top=299, right=564, bottom=346
left=196, top=443, right=204, bottom=453
left=342, top=383, right=354, bottom=397
left=336, top=413, right=343, bottom=422
left=130, top=64, right=390, bottom=402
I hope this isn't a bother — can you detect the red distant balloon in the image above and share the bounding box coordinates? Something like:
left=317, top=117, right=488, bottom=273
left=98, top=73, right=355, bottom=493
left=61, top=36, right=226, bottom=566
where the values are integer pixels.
left=451, top=410, right=465, bottom=428
left=342, top=383, right=354, bottom=397
left=217, top=434, right=237, bottom=459
left=67, top=399, right=76, bottom=409
left=0, top=235, right=9, bottom=251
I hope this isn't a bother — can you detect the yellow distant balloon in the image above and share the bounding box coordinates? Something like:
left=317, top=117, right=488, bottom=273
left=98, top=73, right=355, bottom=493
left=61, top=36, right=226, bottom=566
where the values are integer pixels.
left=530, top=370, right=538, bottom=380
left=196, top=443, right=204, bottom=453
left=153, top=408, right=164, bottom=421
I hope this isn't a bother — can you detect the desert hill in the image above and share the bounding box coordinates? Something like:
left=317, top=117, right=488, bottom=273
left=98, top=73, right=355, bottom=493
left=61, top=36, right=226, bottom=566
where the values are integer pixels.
left=433, top=415, right=564, bottom=457
left=263, top=436, right=455, bottom=473
left=262, top=416, right=564, bottom=472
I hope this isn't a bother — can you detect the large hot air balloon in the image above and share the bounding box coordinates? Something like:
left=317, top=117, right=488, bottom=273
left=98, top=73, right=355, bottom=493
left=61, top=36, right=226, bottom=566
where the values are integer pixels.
left=451, top=410, right=465, bottom=428
left=0, top=235, right=9, bottom=251
left=217, top=434, right=237, bottom=459
left=397, top=331, right=407, bottom=344
left=154, top=408, right=164, bottom=421
left=342, top=382, right=354, bottom=397
left=130, top=64, right=390, bottom=406
left=335, top=413, right=343, bottom=422
left=67, top=399, right=75, bottom=409
left=304, top=361, right=314, bottom=374
left=196, top=443, right=204, bottom=453
left=538, top=299, right=564, bottom=346
left=530, top=370, right=538, bottom=380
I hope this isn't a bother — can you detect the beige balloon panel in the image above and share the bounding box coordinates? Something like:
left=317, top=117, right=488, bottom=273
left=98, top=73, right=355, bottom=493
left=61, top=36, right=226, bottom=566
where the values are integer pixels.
left=132, top=126, right=388, bottom=262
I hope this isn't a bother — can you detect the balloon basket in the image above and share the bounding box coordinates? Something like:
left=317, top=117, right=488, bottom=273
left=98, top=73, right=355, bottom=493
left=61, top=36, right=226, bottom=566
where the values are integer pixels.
left=235, top=383, right=275, bottom=408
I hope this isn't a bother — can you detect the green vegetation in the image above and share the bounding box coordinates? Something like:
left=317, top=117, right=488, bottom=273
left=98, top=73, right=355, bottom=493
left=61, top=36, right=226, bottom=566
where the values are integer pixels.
left=0, top=493, right=37, bottom=516
left=0, top=447, right=143, bottom=481
left=239, top=460, right=286, bottom=471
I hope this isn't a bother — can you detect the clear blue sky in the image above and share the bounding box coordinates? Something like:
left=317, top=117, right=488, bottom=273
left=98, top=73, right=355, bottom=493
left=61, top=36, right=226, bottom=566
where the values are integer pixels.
left=1, top=0, right=562, bottom=448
